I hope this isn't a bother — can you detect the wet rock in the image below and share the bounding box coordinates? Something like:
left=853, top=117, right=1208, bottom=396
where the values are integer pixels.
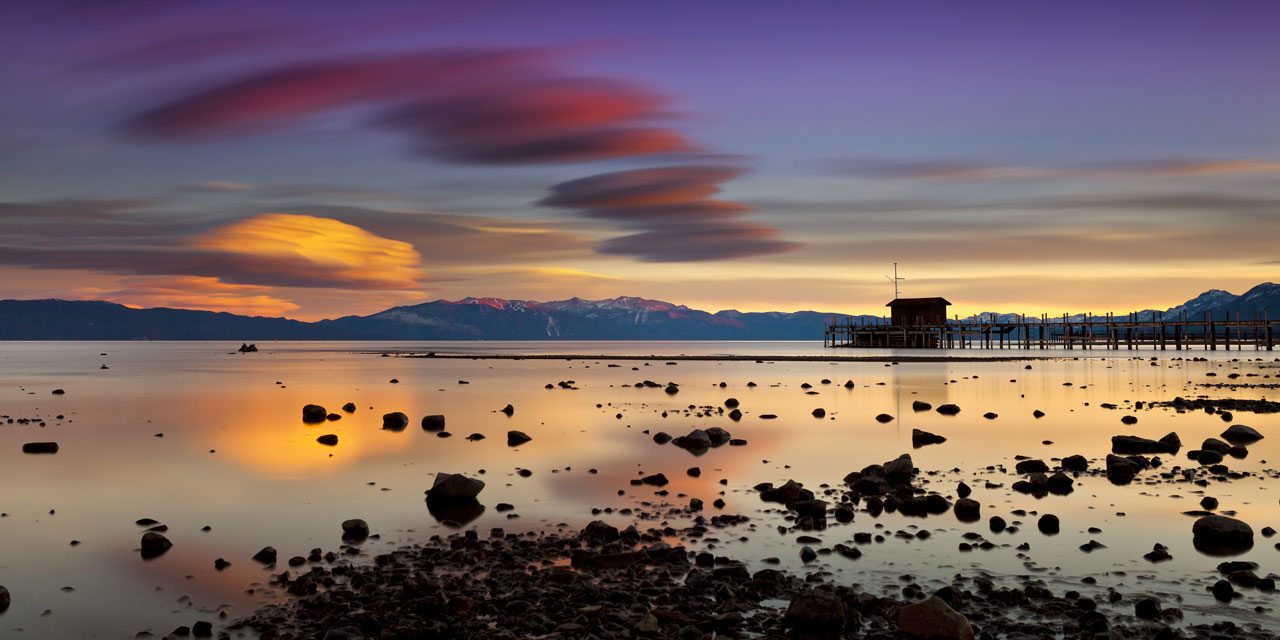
left=652, top=432, right=672, bottom=444
left=1135, top=597, right=1161, bottom=620
left=724, top=398, right=739, bottom=408
left=954, top=498, right=981, bottom=522
left=705, top=427, right=732, bottom=445
left=192, top=621, right=213, bottom=637
left=1200, top=496, right=1219, bottom=510
left=1221, top=424, right=1262, bottom=444
left=341, top=519, right=369, bottom=539
left=1015, top=459, right=1048, bottom=474
left=727, top=408, right=742, bottom=421
left=427, top=472, right=485, bottom=500
left=140, top=532, right=172, bottom=559
left=912, top=400, right=932, bottom=411
left=1200, top=437, right=1231, bottom=454
left=341, top=402, right=356, bottom=413
left=1061, top=454, right=1088, bottom=471
left=0, top=586, right=9, bottom=613
left=21, top=442, right=58, bottom=454
left=1111, top=434, right=1178, bottom=455
left=811, top=408, right=826, bottom=418
left=883, top=454, right=914, bottom=481
left=686, top=467, right=700, bottom=477
left=758, top=480, right=813, bottom=505
left=641, top=473, right=668, bottom=486
left=912, top=429, right=947, bottom=447
left=381, top=412, right=408, bottom=430
left=252, top=547, right=277, bottom=564
left=302, top=405, right=327, bottom=424
left=322, top=626, right=363, bottom=640
left=1105, top=454, right=1140, bottom=484
left=936, top=404, right=961, bottom=416
left=792, top=499, right=828, bottom=518
left=956, top=481, right=971, bottom=498
left=1046, top=472, right=1074, bottom=494
left=581, top=521, right=620, bottom=545
left=899, top=595, right=974, bottom=639
left=875, top=413, right=894, bottom=423
left=989, top=516, right=1007, bottom=533
left=507, top=430, right=532, bottom=446
left=466, top=433, right=485, bottom=441
left=1037, top=514, right=1060, bottom=534
left=783, top=588, right=847, bottom=631
left=1189, top=449, right=1223, bottom=465
left=315, top=434, right=338, bottom=446
left=1144, top=543, right=1172, bottom=562
left=1213, top=579, right=1235, bottom=602
left=421, top=415, right=446, bottom=431
left=673, top=429, right=713, bottom=452
left=1193, top=515, right=1253, bottom=554
left=500, top=404, right=515, bottom=416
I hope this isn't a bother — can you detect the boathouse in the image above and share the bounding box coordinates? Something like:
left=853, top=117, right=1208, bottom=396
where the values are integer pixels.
left=887, top=297, right=951, bottom=326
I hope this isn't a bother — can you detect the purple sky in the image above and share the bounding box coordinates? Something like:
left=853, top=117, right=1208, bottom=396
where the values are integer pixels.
left=1, top=0, right=1278, bottom=318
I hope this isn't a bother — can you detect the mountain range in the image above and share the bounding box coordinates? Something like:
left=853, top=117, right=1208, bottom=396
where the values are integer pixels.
left=0, top=283, right=1277, bottom=340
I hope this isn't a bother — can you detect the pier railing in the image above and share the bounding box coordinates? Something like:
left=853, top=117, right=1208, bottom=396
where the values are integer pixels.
left=824, top=310, right=1277, bottom=350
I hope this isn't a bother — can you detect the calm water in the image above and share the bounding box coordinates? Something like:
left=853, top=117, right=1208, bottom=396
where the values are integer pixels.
left=1, top=341, right=1278, bottom=637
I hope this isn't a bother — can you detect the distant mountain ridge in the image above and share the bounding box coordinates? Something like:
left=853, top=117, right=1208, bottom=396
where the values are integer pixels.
left=1, top=283, right=1277, bottom=340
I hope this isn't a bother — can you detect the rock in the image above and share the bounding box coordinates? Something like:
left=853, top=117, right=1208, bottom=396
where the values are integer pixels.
left=954, top=498, right=981, bottom=522
left=705, top=427, right=732, bottom=445
left=982, top=412, right=998, bottom=419
left=192, top=621, right=213, bottom=637
left=1105, top=454, right=1140, bottom=484
left=641, top=473, right=668, bottom=486
left=724, top=398, right=739, bottom=408
left=956, top=481, right=971, bottom=498
left=1201, top=496, right=1219, bottom=510
left=1213, top=579, right=1235, bottom=602
left=727, top=408, right=742, bottom=421
left=783, top=589, right=847, bottom=630
left=421, top=415, right=446, bottom=431
left=500, top=404, right=515, bottom=416
left=51, top=388, right=65, bottom=395
left=883, top=454, right=914, bottom=481
left=581, top=521, right=620, bottom=545
left=0, top=586, right=8, bottom=613
left=1061, top=454, right=1088, bottom=471
left=1193, top=515, right=1254, bottom=554
left=214, top=558, right=231, bottom=570
left=1222, top=424, right=1263, bottom=444
left=381, top=412, right=408, bottom=430
left=875, top=413, right=894, bottom=423
left=1144, top=543, right=1172, bottom=562
left=341, top=519, right=369, bottom=539
left=252, top=547, right=277, bottom=564
left=1015, top=459, right=1048, bottom=474
left=912, top=400, right=932, bottom=411
left=1120, top=415, right=1138, bottom=425
left=686, top=467, right=701, bottom=477
left=673, top=429, right=713, bottom=451
left=1111, top=435, right=1177, bottom=454
left=140, top=532, right=172, bottom=559
left=936, top=404, right=961, bottom=416
left=316, top=434, right=338, bottom=446
left=759, top=479, right=813, bottom=505
left=507, top=430, right=532, bottom=446
left=989, top=516, right=1006, bottom=533
left=899, top=595, right=974, bottom=639
left=21, top=442, right=58, bottom=454
left=427, top=472, right=485, bottom=500
left=811, top=408, right=826, bottom=418
left=912, top=429, right=947, bottom=447
left=322, top=626, right=364, bottom=640
left=302, top=404, right=328, bottom=423
left=341, top=402, right=356, bottom=413
left=652, top=432, right=672, bottom=444
left=1135, top=597, right=1161, bottom=620
left=792, top=499, right=828, bottom=518
left=1037, top=514, right=1060, bottom=534
left=1046, top=472, right=1074, bottom=494
left=1201, top=437, right=1231, bottom=454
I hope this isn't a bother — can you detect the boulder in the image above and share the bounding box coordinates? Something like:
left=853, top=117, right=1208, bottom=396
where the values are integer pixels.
left=898, top=595, right=974, bottom=639
left=315, top=434, right=338, bottom=446
left=302, top=404, right=327, bottom=424
left=21, top=442, right=58, bottom=454
left=381, top=412, right=408, bottom=430
left=875, top=413, right=894, bottom=423
left=673, top=429, right=713, bottom=451
left=581, top=521, right=620, bottom=545
left=912, top=429, right=947, bottom=447
left=883, top=454, right=914, bottom=481
left=1193, top=515, right=1254, bottom=555
left=341, top=402, right=356, bottom=413
left=912, top=400, right=932, bottom=411
left=1221, top=424, right=1262, bottom=444
left=1038, top=514, right=1060, bottom=534
left=1111, top=435, right=1177, bottom=455
left=341, top=519, right=369, bottom=539
left=507, top=430, right=532, bottom=446
left=784, top=589, right=847, bottom=630
left=427, top=472, right=485, bottom=500
left=0, top=585, right=9, bottom=613
left=1015, top=459, right=1048, bottom=474
left=421, top=415, right=446, bottom=431
left=140, top=532, right=172, bottom=559
left=954, top=498, right=981, bottom=522
left=936, top=404, right=961, bottom=416
left=252, top=546, right=277, bottom=564
left=1200, top=437, right=1231, bottom=454
left=1061, top=454, right=1088, bottom=471
left=1105, top=454, right=1140, bottom=484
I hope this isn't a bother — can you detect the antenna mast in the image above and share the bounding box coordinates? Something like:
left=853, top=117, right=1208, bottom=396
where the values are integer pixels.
left=885, top=262, right=905, bottom=299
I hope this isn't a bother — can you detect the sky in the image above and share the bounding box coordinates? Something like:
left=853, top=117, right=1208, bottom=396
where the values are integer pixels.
left=2, top=0, right=1278, bottom=320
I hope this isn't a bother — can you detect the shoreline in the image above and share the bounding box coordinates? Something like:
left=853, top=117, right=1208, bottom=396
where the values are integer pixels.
left=372, top=352, right=1057, bottom=363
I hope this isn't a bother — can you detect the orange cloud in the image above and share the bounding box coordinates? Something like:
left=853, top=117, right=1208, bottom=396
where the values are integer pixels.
left=90, top=276, right=300, bottom=316
left=192, top=213, right=426, bottom=290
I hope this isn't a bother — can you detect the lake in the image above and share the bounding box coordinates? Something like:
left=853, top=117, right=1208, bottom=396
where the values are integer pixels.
left=0, top=341, right=1277, bottom=637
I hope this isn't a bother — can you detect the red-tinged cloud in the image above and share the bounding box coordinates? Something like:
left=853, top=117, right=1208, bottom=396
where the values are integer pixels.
left=540, top=165, right=801, bottom=261
left=121, top=49, right=693, bottom=164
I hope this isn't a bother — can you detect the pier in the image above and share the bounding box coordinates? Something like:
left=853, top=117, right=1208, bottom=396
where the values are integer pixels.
left=825, top=310, right=1279, bottom=350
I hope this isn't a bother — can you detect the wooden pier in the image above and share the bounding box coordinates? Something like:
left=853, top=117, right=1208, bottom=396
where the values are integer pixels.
left=825, top=310, right=1278, bottom=350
